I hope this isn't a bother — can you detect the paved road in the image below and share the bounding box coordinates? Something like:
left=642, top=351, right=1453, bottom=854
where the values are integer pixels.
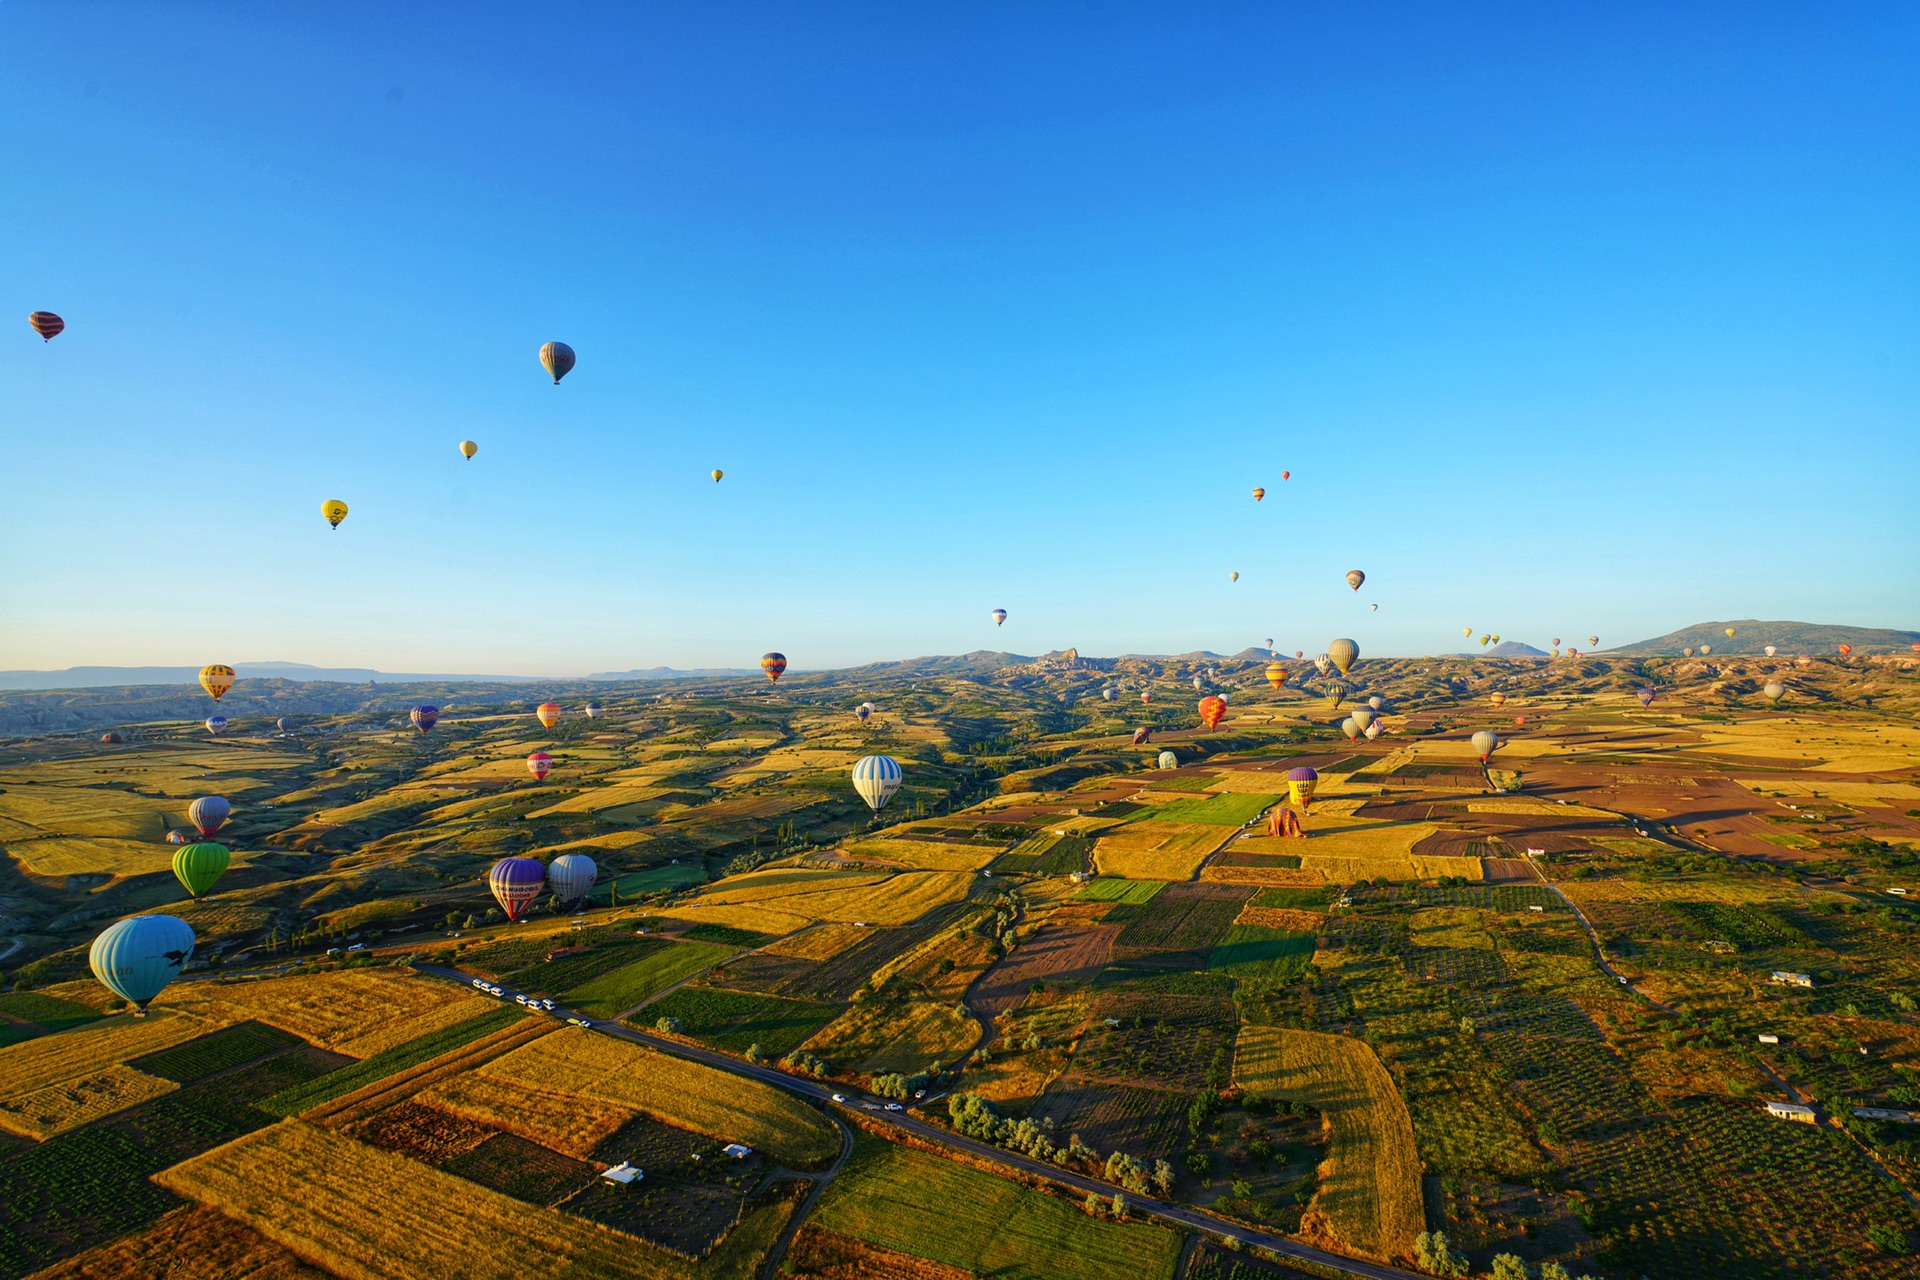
left=412, top=963, right=1426, bottom=1280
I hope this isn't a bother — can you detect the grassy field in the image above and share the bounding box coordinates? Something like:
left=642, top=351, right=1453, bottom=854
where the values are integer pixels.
left=0, top=1062, right=179, bottom=1140
left=156, top=1118, right=793, bottom=1280
left=1234, top=1025, right=1425, bottom=1263
left=802, top=992, right=979, bottom=1077
left=766, top=871, right=977, bottom=926
left=257, top=1006, right=525, bottom=1117
left=810, top=1133, right=1182, bottom=1280
left=1132, top=792, right=1278, bottom=825
left=1074, top=878, right=1166, bottom=905
left=0, top=1007, right=211, bottom=1102
left=759, top=923, right=870, bottom=960
left=642, top=985, right=841, bottom=1056
left=1208, top=925, right=1315, bottom=978
left=844, top=837, right=1003, bottom=872
left=563, top=940, right=735, bottom=1017
left=424, top=1026, right=839, bottom=1166
left=1092, top=822, right=1233, bottom=880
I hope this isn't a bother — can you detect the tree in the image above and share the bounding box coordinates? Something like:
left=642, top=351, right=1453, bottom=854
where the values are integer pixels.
left=1186, top=1151, right=1211, bottom=1176
left=1109, top=1193, right=1127, bottom=1219
left=1491, top=1255, right=1530, bottom=1280
left=1538, top=1264, right=1576, bottom=1280
left=1083, top=1192, right=1103, bottom=1217
left=1414, top=1231, right=1468, bottom=1277
left=1152, top=1158, right=1175, bottom=1196
left=655, top=1016, right=683, bottom=1034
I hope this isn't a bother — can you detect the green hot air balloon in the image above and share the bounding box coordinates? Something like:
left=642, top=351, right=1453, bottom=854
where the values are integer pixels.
left=1328, top=638, right=1359, bottom=676
left=172, top=842, right=230, bottom=896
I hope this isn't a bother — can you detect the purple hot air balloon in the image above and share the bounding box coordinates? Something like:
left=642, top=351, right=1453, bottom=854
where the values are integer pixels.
left=187, top=796, right=230, bottom=838
left=411, top=705, right=439, bottom=733
left=489, top=857, right=546, bottom=922
left=1132, top=727, right=1152, bottom=746
left=1637, top=688, right=1656, bottom=708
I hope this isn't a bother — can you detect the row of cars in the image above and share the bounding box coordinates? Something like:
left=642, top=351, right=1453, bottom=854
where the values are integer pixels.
left=469, top=977, right=595, bottom=1028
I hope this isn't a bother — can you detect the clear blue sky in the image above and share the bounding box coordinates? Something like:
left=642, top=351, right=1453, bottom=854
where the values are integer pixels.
left=3, top=3, right=1915, bottom=675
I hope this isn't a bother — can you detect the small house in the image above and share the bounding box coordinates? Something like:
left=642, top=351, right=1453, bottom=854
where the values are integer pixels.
left=722, top=1143, right=753, bottom=1159
left=601, top=1162, right=642, bottom=1184
left=1771, top=971, right=1814, bottom=989
left=571, top=917, right=589, bottom=931
left=1852, top=1107, right=1918, bottom=1124
left=1757, top=1034, right=1780, bottom=1045
left=1764, top=1102, right=1817, bottom=1124
left=1889, top=888, right=1909, bottom=897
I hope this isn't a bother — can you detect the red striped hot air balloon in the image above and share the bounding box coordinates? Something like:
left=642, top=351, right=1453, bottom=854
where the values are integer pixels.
left=489, top=857, right=546, bottom=922
left=526, top=752, right=553, bottom=781
left=539, top=341, right=575, bottom=384
left=1838, top=644, right=1853, bottom=657
left=1264, top=663, right=1289, bottom=689
left=1131, top=728, right=1151, bottom=745
left=29, top=312, right=64, bottom=341
left=410, top=705, right=438, bottom=733
left=1198, top=695, right=1228, bottom=729
left=761, top=652, right=787, bottom=683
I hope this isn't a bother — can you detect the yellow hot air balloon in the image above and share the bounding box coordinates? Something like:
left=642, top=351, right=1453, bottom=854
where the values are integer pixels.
left=1724, top=627, right=1736, bottom=639
left=199, top=665, right=235, bottom=701
left=1229, top=571, right=1239, bottom=582
left=536, top=702, right=562, bottom=730
left=1463, top=627, right=1472, bottom=636
left=460, top=440, right=478, bottom=460
left=711, top=469, right=724, bottom=483
left=1251, top=487, right=1265, bottom=502
left=321, top=499, right=348, bottom=529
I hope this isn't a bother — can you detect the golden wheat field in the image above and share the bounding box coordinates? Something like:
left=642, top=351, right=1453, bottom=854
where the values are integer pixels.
left=771, top=870, right=977, bottom=925
left=177, top=970, right=496, bottom=1057
left=306, top=1019, right=554, bottom=1128
left=1233, top=1025, right=1425, bottom=1263
left=27, top=1203, right=331, bottom=1280
left=1091, top=822, right=1232, bottom=880
left=423, top=1027, right=840, bottom=1166
left=1201, top=864, right=1327, bottom=887
left=1235, top=904, right=1327, bottom=932
left=156, top=1119, right=791, bottom=1280
left=0, top=1007, right=211, bottom=1099
left=653, top=902, right=814, bottom=935
left=843, top=838, right=1002, bottom=872
left=693, top=867, right=893, bottom=903
left=760, top=922, right=874, bottom=961
left=0, top=1062, right=179, bottom=1140
left=803, top=997, right=979, bottom=1078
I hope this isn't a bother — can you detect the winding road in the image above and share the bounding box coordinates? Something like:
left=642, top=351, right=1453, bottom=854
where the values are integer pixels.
left=411, top=962, right=1427, bottom=1280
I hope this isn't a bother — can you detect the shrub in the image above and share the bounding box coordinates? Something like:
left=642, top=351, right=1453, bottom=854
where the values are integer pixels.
left=1491, top=1255, right=1529, bottom=1280
left=1867, top=1223, right=1911, bottom=1255
left=655, top=1016, right=683, bottom=1034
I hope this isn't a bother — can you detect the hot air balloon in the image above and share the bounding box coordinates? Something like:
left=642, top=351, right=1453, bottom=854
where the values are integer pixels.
left=1839, top=644, right=1853, bottom=657
left=1365, top=722, right=1383, bottom=740
left=1352, top=707, right=1375, bottom=731
left=540, top=341, right=575, bottom=384
left=548, top=853, right=598, bottom=907
left=527, top=752, right=553, bottom=780
left=1637, top=688, right=1655, bottom=707
left=1551, top=638, right=1561, bottom=648
left=1295, top=650, right=1304, bottom=659
left=1198, top=696, right=1227, bottom=729
left=1341, top=718, right=1360, bottom=740
left=1141, top=691, right=1153, bottom=704
left=712, top=469, right=724, bottom=483
left=164, top=829, right=190, bottom=845
left=460, top=440, right=478, bottom=460
left=1192, top=674, right=1206, bottom=692
left=1514, top=715, right=1527, bottom=727
left=852, top=755, right=903, bottom=812
left=276, top=717, right=292, bottom=732
left=1912, top=643, right=1920, bottom=655
left=536, top=702, right=561, bottom=729
left=90, top=915, right=194, bottom=1013
left=322, top=499, right=348, bottom=529
left=1157, top=750, right=1177, bottom=770
left=1683, top=647, right=1694, bottom=658
left=490, top=857, right=547, bottom=921
left=172, top=842, right=230, bottom=897
left=1463, top=628, right=1473, bottom=636
left=411, top=705, right=439, bottom=733
left=1763, top=682, right=1785, bottom=701
left=1368, top=696, right=1383, bottom=710
left=1725, top=628, right=1736, bottom=639
left=205, top=715, right=228, bottom=736
left=1281, top=471, right=1290, bottom=481
left=1252, top=487, right=1265, bottom=502
left=1102, top=688, right=1116, bottom=701
left=1314, top=654, right=1332, bottom=677
left=1700, top=644, right=1712, bottom=656
left=1795, top=655, right=1813, bottom=668
left=1230, top=571, right=1240, bottom=582
left=1764, top=645, right=1778, bottom=658
left=1286, top=766, right=1318, bottom=809
left=1480, top=635, right=1492, bottom=647
left=1588, top=636, right=1599, bottom=647
left=1370, top=603, right=1378, bottom=612
left=200, top=664, right=235, bottom=701
left=29, top=311, right=64, bottom=341
left=1490, top=693, right=1507, bottom=708
left=1491, top=635, right=1500, bottom=645
left=855, top=703, right=872, bottom=722
left=188, top=796, right=230, bottom=838
left=1132, top=728, right=1151, bottom=745
left=583, top=702, right=602, bottom=719
left=762, top=653, right=787, bottom=683
left=991, top=608, right=1008, bottom=627
left=101, top=731, right=125, bottom=744
left=1328, top=638, right=1358, bottom=676
left=1471, top=731, right=1499, bottom=763
left=1265, top=663, right=1289, bottom=690
left=1345, top=570, right=1365, bottom=591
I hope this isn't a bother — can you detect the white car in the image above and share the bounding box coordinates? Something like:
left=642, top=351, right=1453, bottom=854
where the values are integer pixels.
left=515, top=995, right=529, bottom=1005
left=884, top=1102, right=904, bottom=1112
left=540, top=999, right=555, bottom=1010
left=346, top=943, right=366, bottom=953
left=831, top=1093, right=846, bottom=1104
left=471, top=979, right=486, bottom=989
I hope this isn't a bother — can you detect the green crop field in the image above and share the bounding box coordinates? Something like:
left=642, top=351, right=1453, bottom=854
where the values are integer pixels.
left=258, top=1007, right=525, bottom=1117
left=1075, top=878, right=1166, bottom=905
left=810, top=1134, right=1182, bottom=1280
left=561, top=940, right=735, bottom=1017
left=1132, top=792, right=1277, bottom=826
left=639, top=985, right=841, bottom=1056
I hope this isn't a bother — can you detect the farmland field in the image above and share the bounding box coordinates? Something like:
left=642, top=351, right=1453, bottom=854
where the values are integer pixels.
left=257, top=1006, right=524, bottom=1117
left=177, top=970, right=497, bottom=1057
left=562, top=941, right=735, bottom=1017
left=1234, top=1026, right=1425, bottom=1262
left=809, top=1133, right=1182, bottom=1280
left=641, top=985, right=841, bottom=1056
left=1131, top=792, right=1278, bottom=826
left=1075, top=878, right=1165, bottom=905
left=1093, top=822, right=1235, bottom=880
left=1113, top=882, right=1249, bottom=953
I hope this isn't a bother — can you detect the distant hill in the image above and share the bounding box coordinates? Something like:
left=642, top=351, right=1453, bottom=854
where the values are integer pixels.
left=0, top=661, right=549, bottom=691
left=586, top=666, right=759, bottom=680
left=1484, top=641, right=1550, bottom=658
left=1613, top=620, right=1920, bottom=656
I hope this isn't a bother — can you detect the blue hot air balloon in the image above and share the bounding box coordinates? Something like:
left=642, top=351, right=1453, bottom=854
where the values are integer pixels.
left=489, top=857, right=547, bottom=922
left=851, top=755, right=903, bottom=812
left=204, top=715, right=228, bottom=736
left=90, top=915, right=195, bottom=1012
left=411, top=705, right=439, bottom=733
left=547, top=853, right=598, bottom=908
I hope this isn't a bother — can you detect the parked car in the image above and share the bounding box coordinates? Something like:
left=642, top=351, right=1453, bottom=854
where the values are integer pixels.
left=884, top=1103, right=904, bottom=1112
left=346, top=943, right=366, bottom=953
left=831, top=1093, right=846, bottom=1104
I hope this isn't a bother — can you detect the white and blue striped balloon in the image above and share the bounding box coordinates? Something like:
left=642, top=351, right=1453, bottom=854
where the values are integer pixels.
left=204, top=715, right=228, bottom=735
left=90, top=915, right=195, bottom=1011
left=547, top=853, right=598, bottom=908
left=851, top=755, right=903, bottom=812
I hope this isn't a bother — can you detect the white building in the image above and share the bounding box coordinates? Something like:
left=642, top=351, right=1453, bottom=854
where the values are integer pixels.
left=601, top=1162, right=642, bottom=1184
left=722, top=1143, right=753, bottom=1159
left=1764, top=1102, right=1817, bottom=1124
left=1770, top=971, right=1814, bottom=989
left=1756, top=1034, right=1780, bottom=1045
left=1852, top=1107, right=1918, bottom=1124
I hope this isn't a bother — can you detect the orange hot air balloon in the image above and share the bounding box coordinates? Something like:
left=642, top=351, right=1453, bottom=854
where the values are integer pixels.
left=1281, top=471, right=1290, bottom=480
left=526, top=752, right=553, bottom=780
left=761, top=652, right=787, bottom=682
left=1251, top=487, right=1265, bottom=502
left=1198, top=696, right=1227, bottom=729
left=1264, top=662, right=1289, bottom=690
left=536, top=702, right=561, bottom=729
left=1838, top=644, right=1852, bottom=657
left=1514, top=715, right=1527, bottom=727
left=199, top=665, right=236, bottom=701
left=1490, top=693, right=1507, bottom=708
left=29, top=312, right=64, bottom=341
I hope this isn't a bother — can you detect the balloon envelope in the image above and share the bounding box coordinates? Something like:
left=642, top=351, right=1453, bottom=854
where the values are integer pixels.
left=855, top=704, right=872, bottom=722
left=1471, top=730, right=1499, bottom=761
left=1490, top=693, right=1507, bottom=707
left=1352, top=708, right=1375, bottom=730
left=1328, top=638, right=1358, bottom=675
left=1102, top=688, right=1116, bottom=701
left=1368, top=696, right=1383, bottom=710
left=1765, top=645, right=1778, bottom=657
left=852, top=755, right=903, bottom=812
left=187, top=796, right=230, bottom=838
left=411, top=705, right=439, bottom=733
left=527, top=752, right=553, bottom=780
left=172, top=842, right=230, bottom=896
left=536, top=702, right=561, bottom=729
left=90, top=915, right=194, bottom=1011
left=1198, top=696, right=1227, bottom=729
left=540, top=341, right=575, bottom=384
left=29, top=311, right=64, bottom=341
left=165, top=829, right=190, bottom=845
left=489, top=857, right=546, bottom=921
left=712, top=469, right=724, bottom=482
left=584, top=702, right=602, bottom=719
left=1251, top=487, right=1265, bottom=501
left=276, top=717, right=291, bottom=731
left=1637, top=688, right=1656, bottom=707
left=548, top=853, right=598, bottom=907
left=205, top=715, right=228, bottom=735
left=991, top=608, right=1008, bottom=627
left=1286, top=766, right=1319, bottom=809
left=1341, top=718, right=1360, bottom=739
left=1132, top=728, right=1151, bottom=745
left=1763, top=682, right=1785, bottom=701
left=1345, top=570, right=1365, bottom=591
left=1364, top=722, right=1383, bottom=740
left=321, top=499, right=348, bottom=528
left=1264, top=663, right=1289, bottom=689
left=1157, top=751, right=1177, bottom=770
left=762, top=653, right=787, bottom=683
left=199, top=664, right=235, bottom=701
left=460, top=440, right=478, bottom=459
